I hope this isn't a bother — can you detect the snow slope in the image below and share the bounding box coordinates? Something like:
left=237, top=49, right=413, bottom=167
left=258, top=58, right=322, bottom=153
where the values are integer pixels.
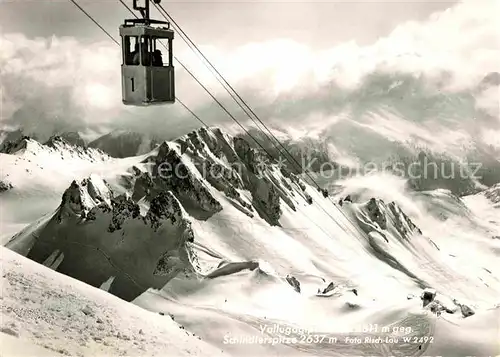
left=132, top=171, right=500, bottom=356
left=0, top=246, right=225, bottom=357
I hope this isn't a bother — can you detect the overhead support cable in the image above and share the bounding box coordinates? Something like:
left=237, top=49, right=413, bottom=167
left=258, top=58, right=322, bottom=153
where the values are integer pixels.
left=70, top=0, right=365, bottom=241
left=154, top=2, right=326, bottom=191
left=117, top=0, right=280, bottom=158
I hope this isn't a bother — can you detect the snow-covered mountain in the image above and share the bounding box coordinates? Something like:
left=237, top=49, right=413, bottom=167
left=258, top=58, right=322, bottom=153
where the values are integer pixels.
left=50, top=131, right=87, bottom=147
left=6, top=127, right=320, bottom=300
left=253, top=71, right=500, bottom=196
left=0, top=128, right=88, bottom=151
left=2, top=127, right=499, bottom=356
left=0, top=129, right=25, bottom=151
left=2, top=1, right=500, bottom=353
left=0, top=246, right=225, bottom=357
left=236, top=128, right=339, bottom=175
left=0, top=135, right=116, bottom=243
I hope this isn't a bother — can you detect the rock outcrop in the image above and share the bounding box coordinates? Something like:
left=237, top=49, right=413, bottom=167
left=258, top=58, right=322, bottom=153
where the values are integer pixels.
left=55, top=175, right=113, bottom=222
left=357, top=198, right=422, bottom=240
left=0, top=135, right=33, bottom=154
left=483, top=183, right=500, bottom=206
left=286, top=275, right=301, bottom=293
left=127, top=128, right=312, bottom=226
left=387, top=201, right=423, bottom=237
left=0, top=180, right=13, bottom=192
left=8, top=174, right=198, bottom=302
left=88, top=130, right=162, bottom=158
left=365, top=198, right=388, bottom=230
left=43, top=135, right=108, bottom=161
left=421, top=288, right=436, bottom=307
left=6, top=127, right=322, bottom=301
left=57, top=131, right=87, bottom=147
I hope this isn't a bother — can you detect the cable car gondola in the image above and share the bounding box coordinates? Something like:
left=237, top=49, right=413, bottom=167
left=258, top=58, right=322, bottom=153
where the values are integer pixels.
left=119, top=0, right=174, bottom=106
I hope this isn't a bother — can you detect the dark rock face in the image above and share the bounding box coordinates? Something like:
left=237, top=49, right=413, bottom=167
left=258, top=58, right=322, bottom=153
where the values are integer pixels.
left=483, top=183, right=500, bottom=205
left=235, top=127, right=338, bottom=175
left=251, top=178, right=283, bottom=225
left=458, top=303, right=475, bottom=318
left=55, top=177, right=113, bottom=223
left=145, top=191, right=194, bottom=243
left=131, top=166, right=154, bottom=201
left=233, top=137, right=269, bottom=175
left=9, top=176, right=198, bottom=302
left=421, top=291, right=469, bottom=317
left=359, top=198, right=422, bottom=240
left=232, top=137, right=283, bottom=225
left=388, top=202, right=422, bottom=237
left=286, top=275, right=301, bottom=293
left=318, top=282, right=335, bottom=294
left=107, top=195, right=140, bottom=233
left=366, top=198, right=387, bottom=230
left=0, top=180, right=13, bottom=192
left=124, top=129, right=289, bottom=226
left=58, top=132, right=87, bottom=147
left=7, top=127, right=321, bottom=301
left=88, top=131, right=161, bottom=158
left=421, top=288, right=436, bottom=307
left=339, top=195, right=352, bottom=206
left=180, top=130, right=254, bottom=215
left=162, top=128, right=309, bottom=226
left=44, top=135, right=65, bottom=148
left=0, top=129, right=25, bottom=152
left=136, top=128, right=312, bottom=226
left=151, top=142, right=223, bottom=220
left=385, top=151, right=480, bottom=196
left=45, top=134, right=85, bottom=149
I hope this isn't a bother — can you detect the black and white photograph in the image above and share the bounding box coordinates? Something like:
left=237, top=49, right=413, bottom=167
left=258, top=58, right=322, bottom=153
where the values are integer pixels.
left=0, top=0, right=499, bottom=356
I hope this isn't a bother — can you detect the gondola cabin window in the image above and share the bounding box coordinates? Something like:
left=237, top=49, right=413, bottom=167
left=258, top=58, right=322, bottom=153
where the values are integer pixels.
left=122, top=36, right=169, bottom=67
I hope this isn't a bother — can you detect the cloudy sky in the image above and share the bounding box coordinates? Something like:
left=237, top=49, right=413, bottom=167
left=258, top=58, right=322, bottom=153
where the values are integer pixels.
left=0, top=0, right=498, bottom=145
left=0, top=1, right=455, bottom=48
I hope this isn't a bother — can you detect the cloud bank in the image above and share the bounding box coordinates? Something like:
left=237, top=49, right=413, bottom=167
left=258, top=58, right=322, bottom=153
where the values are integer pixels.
left=0, top=0, right=498, bottom=146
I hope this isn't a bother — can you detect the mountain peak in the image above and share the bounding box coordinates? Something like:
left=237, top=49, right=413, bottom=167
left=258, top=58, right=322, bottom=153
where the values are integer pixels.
left=45, top=132, right=86, bottom=148
left=88, top=130, right=163, bottom=158
left=44, top=135, right=71, bottom=148
left=56, top=174, right=113, bottom=222
left=0, top=135, right=42, bottom=155
left=6, top=126, right=320, bottom=300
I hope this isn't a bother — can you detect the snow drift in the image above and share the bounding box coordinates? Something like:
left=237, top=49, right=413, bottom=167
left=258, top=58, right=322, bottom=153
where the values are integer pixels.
left=0, top=246, right=225, bottom=357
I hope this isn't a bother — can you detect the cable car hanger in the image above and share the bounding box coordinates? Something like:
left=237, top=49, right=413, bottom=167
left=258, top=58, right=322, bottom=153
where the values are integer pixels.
left=120, top=0, right=175, bottom=106
left=124, top=0, right=169, bottom=27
